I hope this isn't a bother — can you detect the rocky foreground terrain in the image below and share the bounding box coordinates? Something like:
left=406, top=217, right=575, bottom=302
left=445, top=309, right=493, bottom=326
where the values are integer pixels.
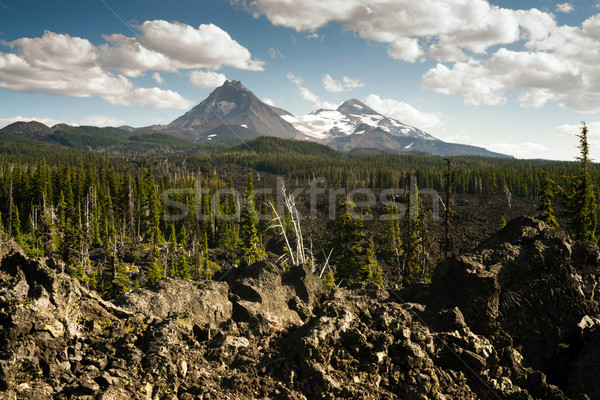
left=1, top=216, right=600, bottom=399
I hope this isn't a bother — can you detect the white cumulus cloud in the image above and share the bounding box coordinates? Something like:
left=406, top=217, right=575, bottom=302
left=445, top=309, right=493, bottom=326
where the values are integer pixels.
left=243, top=0, right=600, bottom=113
left=152, top=72, right=166, bottom=86
left=243, top=0, right=537, bottom=60
left=553, top=121, right=600, bottom=159
left=364, top=94, right=442, bottom=130
left=80, top=115, right=127, bottom=127
left=483, top=142, right=548, bottom=159
left=130, top=87, right=195, bottom=110
left=287, top=73, right=337, bottom=110
left=100, top=34, right=171, bottom=77
left=422, top=48, right=590, bottom=110
left=140, top=20, right=264, bottom=71
left=556, top=3, right=574, bottom=13
left=0, top=30, right=195, bottom=110
left=101, top=21, right=264, bottom=75
left=322, top=74, right=364, bottom=93
left=268, top=47, right=284, bottom=59
left=189, top=70, right=228, bottom=89
left=554, top=121, right=600, bottom=138
left=0, top=31, right=133, bottom=103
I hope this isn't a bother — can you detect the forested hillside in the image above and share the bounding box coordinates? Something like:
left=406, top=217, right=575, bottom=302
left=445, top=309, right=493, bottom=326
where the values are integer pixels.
left=0, top=133, right=595, bottom=298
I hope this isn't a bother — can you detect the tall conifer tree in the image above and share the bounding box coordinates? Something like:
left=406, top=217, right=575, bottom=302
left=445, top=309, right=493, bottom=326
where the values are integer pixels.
left=567, top=123, right=597, bottom=242
left=538, top=171, right=559, bottom=228
left=240, top=172, right=264, bottom=265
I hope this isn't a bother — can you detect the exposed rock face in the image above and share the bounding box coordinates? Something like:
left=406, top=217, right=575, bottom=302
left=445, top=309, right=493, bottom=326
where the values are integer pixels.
left=429, top=216, right=600, bottom=399
left=114, top=278, right=232, bottom=328
left=1, top=216, right=599, bottom=399
left=164, top=80, right=301, bottom=142
left=222, top=261, right=326, bottom=330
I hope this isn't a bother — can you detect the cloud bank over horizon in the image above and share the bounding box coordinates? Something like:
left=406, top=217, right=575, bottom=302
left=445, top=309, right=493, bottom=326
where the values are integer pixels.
left=0, top=20, right=265, bottom=110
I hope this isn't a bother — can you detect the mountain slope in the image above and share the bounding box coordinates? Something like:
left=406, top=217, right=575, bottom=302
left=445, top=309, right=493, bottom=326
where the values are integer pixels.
left=282, top=98, right=510, bottom=157
left=282, top=99, right=436, bottom=142
left=161, top=80, right=301, bottom=141
left=1, top=121, right=55, bottom=141
left=329, top=125, right=511, bottom=158
left=230, top=136, right=341, bottom=157
left=0, top=121, right=205, bottom=152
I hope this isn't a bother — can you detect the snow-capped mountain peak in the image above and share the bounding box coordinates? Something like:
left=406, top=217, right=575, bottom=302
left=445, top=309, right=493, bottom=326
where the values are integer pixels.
left=282, top=99, right=438, bottom=143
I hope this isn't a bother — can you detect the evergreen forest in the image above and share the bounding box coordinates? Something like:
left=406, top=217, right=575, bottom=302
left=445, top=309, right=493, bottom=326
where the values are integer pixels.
left=0, top=127, right=597, bottom=299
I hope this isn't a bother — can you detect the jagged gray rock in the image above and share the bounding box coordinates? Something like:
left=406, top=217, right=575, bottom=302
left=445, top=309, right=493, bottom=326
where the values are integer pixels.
left=0, top=216, right=599, bottom=399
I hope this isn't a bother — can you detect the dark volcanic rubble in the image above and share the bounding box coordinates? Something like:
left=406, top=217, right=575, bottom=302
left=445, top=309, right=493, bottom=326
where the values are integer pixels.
left=1, top=216, right=599, bottom=399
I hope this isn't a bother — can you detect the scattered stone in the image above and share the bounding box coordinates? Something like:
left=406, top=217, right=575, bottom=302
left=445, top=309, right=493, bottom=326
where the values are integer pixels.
left=0, top=218, right=599, bottom=398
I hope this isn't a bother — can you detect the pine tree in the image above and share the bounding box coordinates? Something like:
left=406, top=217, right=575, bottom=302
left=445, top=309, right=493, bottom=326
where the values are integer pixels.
left=110, top=262, right=133, bottom=297
left=567, top=123, right=597, bottom=242
left=191, top=243, right=202, bottom=280
left=176, top=252, right=191, bottom=280
left=239, top=172, right=264, bottom=265
left=169, top=223, right=178, bottom=277
left=149, top=184, right=165, bottom=248
left=383, top=203, right=402, bottom=269
left=365, top=236, right=382, bottom=286
left=91, top=190, right=102, bottom=247
left=401, top=175, right=418, bottom=283
left=147, top=249, right=164, bottom=285
left=200, top=188, right=214, bottom=246
left=401, top=177, right=431, bottom=284
left=57, top=191, right=67, bottom=229
left=59, top=207, right=84, bottom=277
left=7, top=176, right=13, bottom=238
left=12, top=206, right=23, bottom=245
left=538, top=171, right=558, bottom=228
left=24, top=214, right=34, bottom=236
left=179, top=224, right=188, bottom=250
left=332, top=198, right=379, bottom=285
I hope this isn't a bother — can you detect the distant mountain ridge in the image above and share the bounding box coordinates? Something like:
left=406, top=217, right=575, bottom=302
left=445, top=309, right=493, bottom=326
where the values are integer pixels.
left=150, top=81, right=509, bottom=157
left=0, top=121, right=200, bottom=151
left=327, top=124, right=509, bottom=158
left=1, top=81, right=513, bottom=158
left=2, top=121, right=54, bottom=140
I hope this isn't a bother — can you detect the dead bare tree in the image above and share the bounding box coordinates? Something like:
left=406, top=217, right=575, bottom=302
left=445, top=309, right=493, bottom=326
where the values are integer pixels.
left=267, top=181, right=308, bottom=266
left=504, top=184, right=512, bottom=208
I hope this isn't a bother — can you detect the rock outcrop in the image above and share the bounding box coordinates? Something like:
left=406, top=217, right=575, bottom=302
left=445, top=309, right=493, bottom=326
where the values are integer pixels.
left=0, top=216, right=599, bottom=399
left=428, top=216, right=600, bottom=399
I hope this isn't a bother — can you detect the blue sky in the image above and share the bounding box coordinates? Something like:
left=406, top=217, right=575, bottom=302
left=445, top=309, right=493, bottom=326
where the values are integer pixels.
left=1, top=0, right=600, bottom=160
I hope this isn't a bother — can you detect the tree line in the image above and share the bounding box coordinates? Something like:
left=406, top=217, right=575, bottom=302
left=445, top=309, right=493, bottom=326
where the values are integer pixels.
left=0, top=125, right=597, bottom=296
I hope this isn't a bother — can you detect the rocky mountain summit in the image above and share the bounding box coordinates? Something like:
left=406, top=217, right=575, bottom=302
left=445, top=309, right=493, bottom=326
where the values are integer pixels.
left=153, top=80, right=300, bottom=142
left=281, top=99, right=436, bottom=142
left=1, top=217, right=600, bottom=399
